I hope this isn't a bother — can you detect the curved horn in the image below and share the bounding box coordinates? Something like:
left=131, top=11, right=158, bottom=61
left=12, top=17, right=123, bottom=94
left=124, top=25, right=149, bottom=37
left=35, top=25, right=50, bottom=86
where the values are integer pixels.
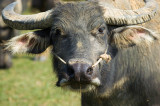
left=2, top=2, right=54, bottom=30
left=100, top=0, right=158, bottom=25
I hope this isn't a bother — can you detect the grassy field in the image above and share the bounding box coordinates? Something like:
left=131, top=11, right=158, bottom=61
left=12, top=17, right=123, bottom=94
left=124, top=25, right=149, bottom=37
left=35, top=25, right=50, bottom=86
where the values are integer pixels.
left=0, top=54, right=81, bottom=106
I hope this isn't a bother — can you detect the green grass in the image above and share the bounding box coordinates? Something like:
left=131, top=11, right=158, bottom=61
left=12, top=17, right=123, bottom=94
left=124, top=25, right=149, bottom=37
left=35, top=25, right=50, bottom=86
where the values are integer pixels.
left=0, top=54, right=80, bottom=106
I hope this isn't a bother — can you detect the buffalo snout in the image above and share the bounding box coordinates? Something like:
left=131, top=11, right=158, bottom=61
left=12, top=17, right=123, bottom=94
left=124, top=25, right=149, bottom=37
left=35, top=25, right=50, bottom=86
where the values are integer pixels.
left=67, top=58, right=93, bottom=82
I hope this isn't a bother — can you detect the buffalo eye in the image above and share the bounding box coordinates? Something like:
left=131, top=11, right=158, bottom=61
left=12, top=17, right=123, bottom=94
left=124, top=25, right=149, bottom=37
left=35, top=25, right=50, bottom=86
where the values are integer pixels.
left=52, top=27, right=65, bottom=37
left=98, top=26, right=105, bottom=34
left=55, top=28, right=62, bottom=35
left=91, top=25, right=106, bottom=36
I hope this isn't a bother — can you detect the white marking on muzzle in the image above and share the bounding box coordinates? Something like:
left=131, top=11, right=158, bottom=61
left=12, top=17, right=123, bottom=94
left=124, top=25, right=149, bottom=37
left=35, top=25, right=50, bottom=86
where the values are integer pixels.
left=91, top=78, right=101, bottom=86
left=59, top=78, right=68, bottom=86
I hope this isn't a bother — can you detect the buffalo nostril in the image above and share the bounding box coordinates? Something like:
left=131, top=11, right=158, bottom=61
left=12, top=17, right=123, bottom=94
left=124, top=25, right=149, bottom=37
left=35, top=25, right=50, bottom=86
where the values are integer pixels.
left=68, top=67, right=74, bottom=78
left=86, top=67, right=93, bottom=75
left=67, top=59, right=93, bottom=81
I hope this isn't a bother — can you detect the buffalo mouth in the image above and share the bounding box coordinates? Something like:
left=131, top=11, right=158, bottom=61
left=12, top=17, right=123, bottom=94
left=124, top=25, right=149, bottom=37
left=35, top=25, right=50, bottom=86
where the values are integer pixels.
left=55, top=57, right=102, bottom=91
left=57, top=78, right=101, bottom=92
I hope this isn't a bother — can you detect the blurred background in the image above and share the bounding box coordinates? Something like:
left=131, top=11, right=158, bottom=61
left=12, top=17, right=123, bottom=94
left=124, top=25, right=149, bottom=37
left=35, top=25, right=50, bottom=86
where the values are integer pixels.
left=0, top=0, right=83, bottom=106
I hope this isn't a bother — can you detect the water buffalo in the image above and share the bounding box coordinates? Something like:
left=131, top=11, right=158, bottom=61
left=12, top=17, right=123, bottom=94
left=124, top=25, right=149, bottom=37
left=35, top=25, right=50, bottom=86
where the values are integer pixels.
left=2, top=0, right=160, bottom=105
left=0, top=0, right=22, bottom=69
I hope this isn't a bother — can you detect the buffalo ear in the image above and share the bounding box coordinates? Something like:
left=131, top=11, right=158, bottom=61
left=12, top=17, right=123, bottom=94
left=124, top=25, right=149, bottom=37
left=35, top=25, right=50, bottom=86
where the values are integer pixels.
left=109, top=26, right=159, bottom=49
left=6, top=28, right=51, bottom=54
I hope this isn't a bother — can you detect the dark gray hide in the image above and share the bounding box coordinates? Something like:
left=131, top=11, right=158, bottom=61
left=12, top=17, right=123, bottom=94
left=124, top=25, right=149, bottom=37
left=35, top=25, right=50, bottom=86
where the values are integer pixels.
left=2, top=0, right=160, bottom=105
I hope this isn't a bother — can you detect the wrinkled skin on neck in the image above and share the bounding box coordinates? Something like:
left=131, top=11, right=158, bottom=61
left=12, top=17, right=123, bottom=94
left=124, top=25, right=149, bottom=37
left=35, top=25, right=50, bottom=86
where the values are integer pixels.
left=82, top=42, right=160, bottom=106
